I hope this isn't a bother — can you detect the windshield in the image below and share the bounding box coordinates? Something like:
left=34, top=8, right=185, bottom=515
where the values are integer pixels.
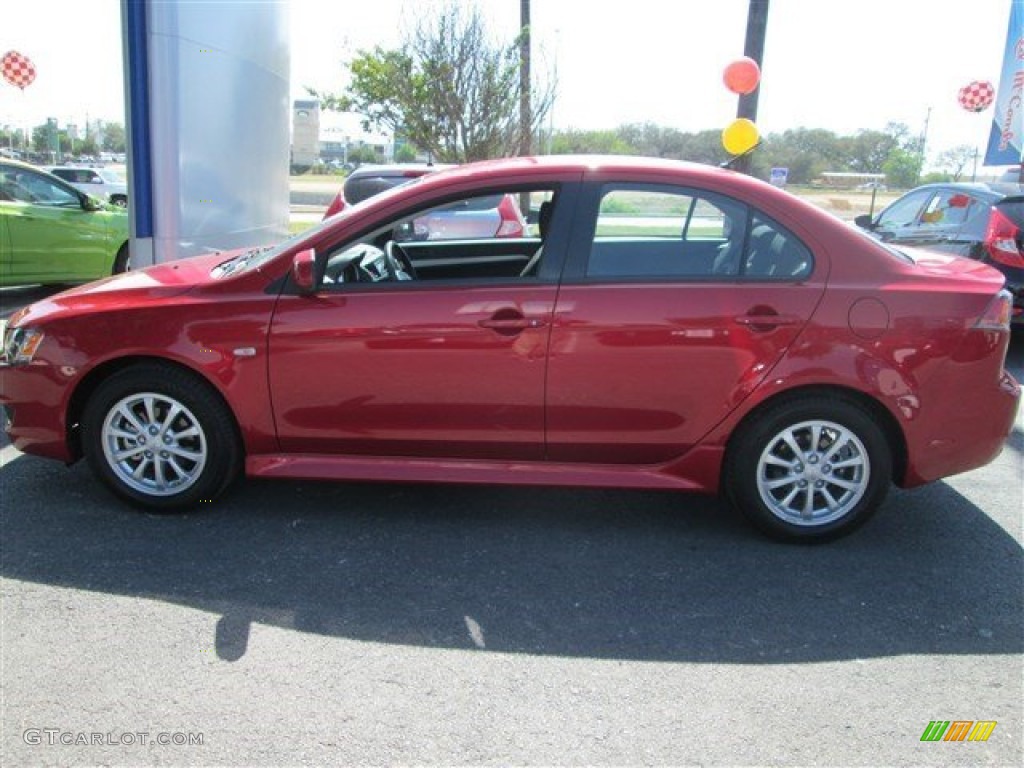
left=97, top=169, right=125, bottom=183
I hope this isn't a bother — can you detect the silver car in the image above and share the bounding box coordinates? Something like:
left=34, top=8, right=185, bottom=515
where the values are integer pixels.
left=44, top=166, right=128, bottom=208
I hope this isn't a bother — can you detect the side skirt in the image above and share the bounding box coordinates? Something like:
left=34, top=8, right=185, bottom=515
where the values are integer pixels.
left=245, top=448, right=724, bottom=493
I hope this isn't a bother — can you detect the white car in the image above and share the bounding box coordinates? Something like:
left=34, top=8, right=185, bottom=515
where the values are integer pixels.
left=44, top=166, right=128, bottom=207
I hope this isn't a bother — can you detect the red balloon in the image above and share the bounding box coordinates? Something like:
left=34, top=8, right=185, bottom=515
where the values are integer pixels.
left=723, top=56, right=760, bottom=95
left=957, top=80, right=995, bottom=113
left=2, top=50, right=36, bottom=91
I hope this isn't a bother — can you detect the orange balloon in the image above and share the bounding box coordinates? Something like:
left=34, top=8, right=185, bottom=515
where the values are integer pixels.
left=723, top=56, right=760, bottom=95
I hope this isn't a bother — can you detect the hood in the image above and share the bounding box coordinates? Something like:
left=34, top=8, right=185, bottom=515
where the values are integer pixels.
left=9, top=250, right=249, bottom=328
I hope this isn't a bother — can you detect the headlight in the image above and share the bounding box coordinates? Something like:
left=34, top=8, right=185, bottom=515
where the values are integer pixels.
left=2, top=326, right=45, bottom=365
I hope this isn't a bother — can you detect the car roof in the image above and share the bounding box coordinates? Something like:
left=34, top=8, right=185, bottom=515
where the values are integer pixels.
left=346, top=163, right=454, bottom=179
left=403, top=154, right=795, bottom=200
left=900, top=180, right=1024, bottom=201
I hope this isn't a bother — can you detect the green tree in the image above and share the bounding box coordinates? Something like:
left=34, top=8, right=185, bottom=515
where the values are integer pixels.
left=394, top=143, right=418, bottom=162
left=549, top=128, right=634, bottom=155
left=312, top=2, right=554, bottom=162
left=882, top=148, right=923, bottom=188
left=347, top=145, right=378, bottom=165
left=101, top=122, right=126, bottom=153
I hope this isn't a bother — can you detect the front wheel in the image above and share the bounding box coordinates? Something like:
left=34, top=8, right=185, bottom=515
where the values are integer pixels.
left=82, top=365, right=241, bottom=510
left=724, top=397, right=892, bottom=542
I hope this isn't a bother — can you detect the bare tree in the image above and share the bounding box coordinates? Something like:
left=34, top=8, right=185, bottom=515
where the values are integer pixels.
left=312, top=2, right=555, bottom=163
left=935, top=145, right=978, bottom=181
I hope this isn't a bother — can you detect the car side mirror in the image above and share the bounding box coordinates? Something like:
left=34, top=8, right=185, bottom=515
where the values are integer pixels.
left=853, top=214, right=874, bottom=230
left=292, top=248, right=317, bottom=295
left=82, top=194, right=104, bottom=212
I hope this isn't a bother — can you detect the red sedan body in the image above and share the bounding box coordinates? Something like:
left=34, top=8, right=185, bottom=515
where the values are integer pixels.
left=1, top=156, right=1019, bottom=540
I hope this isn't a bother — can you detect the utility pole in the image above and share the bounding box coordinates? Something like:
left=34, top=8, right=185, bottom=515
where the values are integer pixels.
left=519, top=0, right=531, bottom=157
left=734, top=0, right=769, bottom=175
left=918, top=106, right=931, bottom=184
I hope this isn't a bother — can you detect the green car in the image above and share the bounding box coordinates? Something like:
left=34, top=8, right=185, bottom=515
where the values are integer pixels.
left=0, top=159, right=129, bottom=286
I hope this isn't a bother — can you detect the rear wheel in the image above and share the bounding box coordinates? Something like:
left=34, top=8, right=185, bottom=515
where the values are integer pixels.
left=725, top=397, right=892, bottom=542
left=82, top=365, right=241, bottom=510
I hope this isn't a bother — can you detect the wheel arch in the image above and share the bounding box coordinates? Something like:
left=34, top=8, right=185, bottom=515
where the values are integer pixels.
left=66, top=355, right=244, bottom=462
left=724, top=384, right=908, bottom=488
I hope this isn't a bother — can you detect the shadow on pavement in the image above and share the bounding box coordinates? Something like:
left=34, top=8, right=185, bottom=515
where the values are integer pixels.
left=2, top=453, right=1020, bottom=665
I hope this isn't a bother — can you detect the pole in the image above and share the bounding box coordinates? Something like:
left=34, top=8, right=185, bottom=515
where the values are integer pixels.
left=918, top=106, right=931, bottom=184
left=734, top=0, right=769, bottom=175
left=519, top=0, right=531, bottom=157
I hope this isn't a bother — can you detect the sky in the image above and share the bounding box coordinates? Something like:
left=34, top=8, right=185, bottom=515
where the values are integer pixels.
left=0, top=0, right=1016, bottom=167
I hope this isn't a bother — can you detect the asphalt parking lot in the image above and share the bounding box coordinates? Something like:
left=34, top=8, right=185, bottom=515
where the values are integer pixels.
left=1, top=285, right=1021, bottom=766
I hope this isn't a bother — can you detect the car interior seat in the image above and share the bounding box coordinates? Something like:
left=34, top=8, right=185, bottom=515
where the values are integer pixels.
left=745, top=223, right=809, bottom=278
left=519, top=200, right=554, bottom=277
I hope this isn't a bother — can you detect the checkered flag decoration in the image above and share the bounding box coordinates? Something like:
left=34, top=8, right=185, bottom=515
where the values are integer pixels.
left=958, top=80, right=995, bottom=113
left=2, top=50, right=36, bottom=91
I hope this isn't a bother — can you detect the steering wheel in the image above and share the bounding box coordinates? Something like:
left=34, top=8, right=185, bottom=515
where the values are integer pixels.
left=385, top=240, right=417, bottom=280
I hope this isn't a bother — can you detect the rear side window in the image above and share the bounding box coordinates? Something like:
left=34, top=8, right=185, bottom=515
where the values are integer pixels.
left=743, top=215, right=813, bottom=279
left=587, top=186, right=748, bottom=278
left=344, top=171, right=432, bottom=205
left=919, top=189, right=979, bottom=228
left=344, top=175, right=409, bottom=205
left=994, top=197, right=1024, bottom=227
left=584, top=184, right=812, bottom=281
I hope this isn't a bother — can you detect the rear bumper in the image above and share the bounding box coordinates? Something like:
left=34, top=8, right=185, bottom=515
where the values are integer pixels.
left=902, top=369, right=1020, bottom=486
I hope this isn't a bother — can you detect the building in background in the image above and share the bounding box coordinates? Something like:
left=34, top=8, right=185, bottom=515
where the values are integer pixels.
left=291, top=99, right=320, bottom=171
left=291, top=101, right=393, bottom=170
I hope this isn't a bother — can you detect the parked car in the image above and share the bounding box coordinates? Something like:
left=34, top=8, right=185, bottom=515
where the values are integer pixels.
left=0, top=159, right=130, bottom=286
left=323, top=162, right=526, bottom=240
left=997, top=166, right=1022, bottom=183
left=1, top=156, right=1018, bottom=541
left=854, top=182, right=1024, bottom=325
left=44, top=165, right=129, bottom=208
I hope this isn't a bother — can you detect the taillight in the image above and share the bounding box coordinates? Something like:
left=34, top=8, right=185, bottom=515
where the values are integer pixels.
left=974, top=289, right=1013, bottom=330
left=984, top=207, right=1024, bottom=268
left=323, top=192, right=346, bottom=220
left=495, top=195, right=525, bottom=238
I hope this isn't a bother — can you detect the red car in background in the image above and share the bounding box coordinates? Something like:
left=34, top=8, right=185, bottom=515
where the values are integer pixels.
left=1, top=156, right=1018, bottom=541
left=323, top=163, right=526, bottom=240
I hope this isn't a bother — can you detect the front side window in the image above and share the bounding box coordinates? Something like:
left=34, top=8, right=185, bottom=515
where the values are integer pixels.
left=318, top=186, right=555, bottom=288
left=877, top=189, right=932, bottom=229
left=1, top=168, right=79, bottom=206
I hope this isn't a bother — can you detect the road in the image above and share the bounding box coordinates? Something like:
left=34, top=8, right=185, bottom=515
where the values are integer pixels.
left=0, top=285, right=1021, bottom=765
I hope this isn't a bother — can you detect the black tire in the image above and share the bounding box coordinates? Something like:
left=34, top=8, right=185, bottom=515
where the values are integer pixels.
left=81, top=364, right=242, bottom=511
left=111, top=195, right=128, bottom=208
left=724, top=397, right=892, bottom=542
left=112, top=243, right=130, bottom=274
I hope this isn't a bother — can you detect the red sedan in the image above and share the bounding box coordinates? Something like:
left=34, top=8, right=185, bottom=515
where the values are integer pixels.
left=1, top=156, right=1019, bottom=541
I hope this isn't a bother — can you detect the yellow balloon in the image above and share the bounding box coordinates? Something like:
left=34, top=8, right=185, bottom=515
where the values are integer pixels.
left=722, top=118, right=760, bottom=156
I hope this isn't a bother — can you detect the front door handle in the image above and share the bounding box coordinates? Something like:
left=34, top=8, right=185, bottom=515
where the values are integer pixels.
left=478, top=311, right=546, bottom=335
